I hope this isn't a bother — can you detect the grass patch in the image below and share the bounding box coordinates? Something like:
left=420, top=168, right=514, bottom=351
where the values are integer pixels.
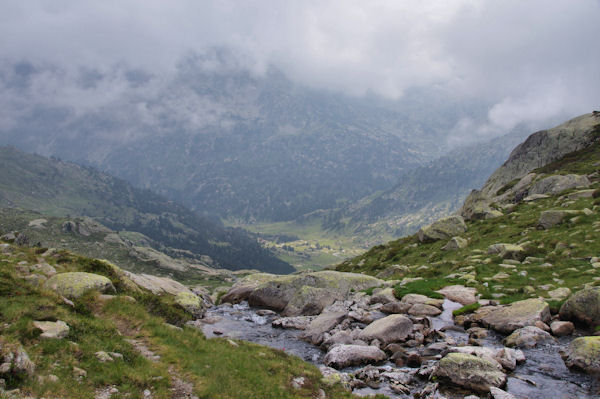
left=452, top=302, right=481, bottom=316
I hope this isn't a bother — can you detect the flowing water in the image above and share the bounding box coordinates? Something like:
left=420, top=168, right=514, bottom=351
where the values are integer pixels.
left=200, top=300, right=600, bottom=398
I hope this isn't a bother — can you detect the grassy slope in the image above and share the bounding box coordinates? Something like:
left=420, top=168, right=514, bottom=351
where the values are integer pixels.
left=0, top=244, right=352, bottom=399
left=0, top=146, right=293, bottom=274
left=337, top=141, right=600, bottom=306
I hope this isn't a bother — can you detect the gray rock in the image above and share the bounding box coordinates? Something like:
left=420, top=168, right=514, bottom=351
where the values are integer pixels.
left=436, top=285, right=477, bottom=305
left=302, top=312, right=347, bottom=345
left=561, top=336, right=600, bottom=374
left=550, top=321, right=574, bottom=337
left=380, top=301, right=411, bottom=314
left=433, top=352, right=506, bottom=393
left=504, top=326, right=555, bottom=348
left=33, top=320, right=69, bottom=339
left=408, top=303, right=442, bottom=317
left=530, top=174, right=591, bottom=196
left=539, top=210, right=580, bottom=229
left=417, top=215, right=468, bottom=243
left=482, top=298, right=551, bottom=334
left=323, top=345, right=387, bottom=369
left=559, top=287, right=600, bottom=326
left=271, top=316, right=315, bottom=330
left=490, top=387, right=517, bottom=399
left=369, top=287, right=396, bottom=305
left=487, top=244, right=524, bottom=260
left=442, top=236, right=469, bottom=251
left=44, top=272, right=115, bottom=299
left=358, top=314, right=413, bottom=345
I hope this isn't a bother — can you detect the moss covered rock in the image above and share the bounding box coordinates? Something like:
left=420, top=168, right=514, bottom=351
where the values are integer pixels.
left=433, top=352, right=506, bottom=393
left=44, top=272, right=115, bottom=299
left=559, top=287, right=600, bottom=327
left=174, top=291, right=205, bottom=318
left=561, top=336, right=600, bottom=374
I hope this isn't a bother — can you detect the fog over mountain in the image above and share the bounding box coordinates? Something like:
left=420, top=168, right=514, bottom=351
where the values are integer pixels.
left=0, top=1, right=598, bottom=225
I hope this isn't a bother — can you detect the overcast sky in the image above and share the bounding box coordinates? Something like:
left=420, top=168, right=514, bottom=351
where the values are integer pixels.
left=1, top=0, right=599, bottom=141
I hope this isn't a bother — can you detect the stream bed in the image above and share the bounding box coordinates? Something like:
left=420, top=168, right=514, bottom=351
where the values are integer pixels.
left=200, top=301, right=599, bottom=398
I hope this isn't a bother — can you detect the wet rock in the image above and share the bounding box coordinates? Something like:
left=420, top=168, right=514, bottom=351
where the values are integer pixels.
left=44, top=272, right=116, bottom=299
left=408, top=303, right=442, bottom=317
left=406, top=352, right=422, bottom=368
left=467, top=327, right=488, bottom=340
left=358, top=314, right=413, bottom=345
left=561, top=336, right=600, bottom=374
left=559, top=287, right=600, bottom=326
left=380, top=301, right=411, bottom=314
left=33, top=320, right=69, bottom=339
left=436, top=285, right=477, bottom=305
left=504, top=326, right=555, bottom=348
left=321, top=331, right=357, bottom=350
left=422, top=342, right=447, bottom=357
left=490, top=387, right=517, bottom=399
left=417, top=215, right=468, bottom=243
left=302, top=312, right=346, bottom=345
left=433, top=352, right=506, bottom=393
left=550, top=321, right=574, bottom=337
left=447, top=346, right=524, bottom=371
left=323, top=344, right=386, bottom=369
left=271, top=316, right=315, bottom=330
left=481, top=298, right=551, bottom=334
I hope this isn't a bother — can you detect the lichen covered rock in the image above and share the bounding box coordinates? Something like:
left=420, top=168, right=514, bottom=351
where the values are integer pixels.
left=559, top=287, right=600, bottom=327
left=433, top=352, right=506, bottom=393
left=481, top=298, right=551, bottom=334
left=417, top=215, right=468, bottom=243
left=174, top=291, right=205, bottom=318
left=44, top=272, right=115, bottom=299
left=561, top=336, right=600, bottom=374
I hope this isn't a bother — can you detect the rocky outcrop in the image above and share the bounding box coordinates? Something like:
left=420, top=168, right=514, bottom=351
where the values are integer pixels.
left=481, top=298, right=551, bottom=334
left=461, top=190, right=503, bottom=221
left=538, top=210, right=581, bottom=229
left=559, top=287, right=600, bottom=326
left=561, top=336, right=600, bottom=374
left=480, top=113, right=600, bottom=197
left=323, top=345, right=387, bottom=369
left=44, top=272, right=115, bottom=299
left=441, top=236, right=469, bottom=251
left=529, top=174, right=591, bottom=196
left=223, top=271, right=382, bottom=316
left=417, top=215, right=467, bottom=243
left=433, top=352, right=506, bottom=393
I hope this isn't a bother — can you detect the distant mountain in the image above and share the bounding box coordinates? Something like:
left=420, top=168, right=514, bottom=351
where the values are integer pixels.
left=0, top=53, right=489, bottom=222
left=0, top=146, right=293, bottom=273
left=321, top=126, right=530, bottom=238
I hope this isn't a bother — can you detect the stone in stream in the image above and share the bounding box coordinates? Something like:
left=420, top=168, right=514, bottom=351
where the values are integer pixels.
left=559, top=287, right=600, bottom=326
left=447, top=346, right=525, bottom=371
left=271, top=316, right=315, bottom=330
left=380, top=301, right=411, bottom=314
left=358, top=314, right=413, bottom=345
left=504, top=326, right=556, bottom=348
left=481, top=298, right=551, bottom=334
left=323, top=344, right=387, bottom=369
left=302, top=312, right=347, bottom=345
left=561, top=336, right=600, bottom=374
left=490, top=387, right=517, bottom=399
left=408, top=303, right=442, bottom=317
left=400, top=293, right=443, bottom=309
left=433, top=352, right=507, bottom=393
left=368, top=287, right=396, bottom=305
left=550, top=321, right=574, bottom=337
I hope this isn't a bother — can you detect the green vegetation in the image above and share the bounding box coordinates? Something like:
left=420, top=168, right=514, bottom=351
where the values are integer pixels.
left=452, top=303, right=481, bottom=316
left=393, top=278, right=464, bottom=300
left=0, top=243, right=352, bottom=398
left=338, top=139, right=600, bottom=304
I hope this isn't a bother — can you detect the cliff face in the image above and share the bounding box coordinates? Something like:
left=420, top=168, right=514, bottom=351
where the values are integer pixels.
left=481, top=112, right=600, bottom=198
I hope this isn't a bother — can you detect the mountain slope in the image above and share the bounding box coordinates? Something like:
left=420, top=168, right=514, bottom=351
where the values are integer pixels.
left=337, top=112, right=600, bottom=303
left=0, top=146, right=293, bottom=273
left=0, top=55, right=489, bottom=222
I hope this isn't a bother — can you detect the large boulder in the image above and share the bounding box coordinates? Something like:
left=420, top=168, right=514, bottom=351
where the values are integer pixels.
left=559, top=287, right=600, bottom=326
left=447, top=346, right=525, bottom=372
left=561, top=336, right=600, bottom=374
left=44, top=272, right=115, bottom=299
left=358, top=314, right=413, bottom=345
left=529, top=174, right=591, bottom=196
left=125, top=272, right=193, bottom=296
left=461, top=190, right=502, bottom=221
left=433, top=353, right=507, bottom=393
left=174, top=291, right=205, bottom=318
left=323, top=345, right=387, bottom=369
left=225, top=271, right=382, bottom=316
left=442, top=236, right=469, bottom=251
left=481, top=299, right=551, bottom=334
left=417, top=215, right=467, bottom=243
left=538, top=210, right=581, bottom=229
left=504, top=326, right=555, bottom=348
